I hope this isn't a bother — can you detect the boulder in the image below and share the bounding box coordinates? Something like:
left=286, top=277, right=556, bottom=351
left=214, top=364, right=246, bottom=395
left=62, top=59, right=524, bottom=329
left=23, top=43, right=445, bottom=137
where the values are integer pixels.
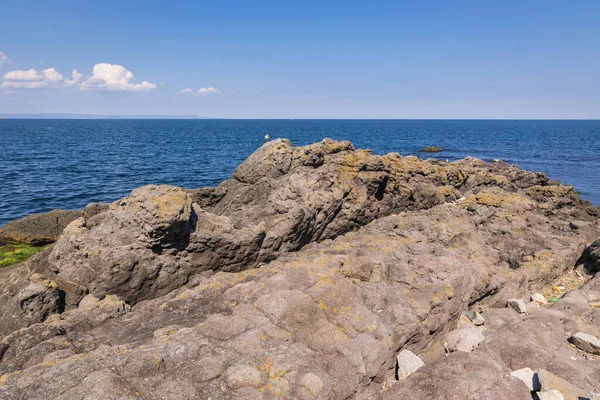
left=571, top=332, right=600, bottom=355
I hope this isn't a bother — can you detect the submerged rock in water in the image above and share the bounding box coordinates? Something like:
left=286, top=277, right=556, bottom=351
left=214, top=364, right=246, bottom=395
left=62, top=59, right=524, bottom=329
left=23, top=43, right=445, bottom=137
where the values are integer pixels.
left=0, top=139, right=598, bottom=399
left=419, top=146, right=443, bottom=153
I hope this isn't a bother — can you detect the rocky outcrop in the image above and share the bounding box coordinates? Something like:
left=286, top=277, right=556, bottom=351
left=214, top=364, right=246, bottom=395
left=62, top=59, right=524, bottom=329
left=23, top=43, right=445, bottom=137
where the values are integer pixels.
left=0, top=139, right=598, bottom=399
left=0, top=203, right=108, bottom=246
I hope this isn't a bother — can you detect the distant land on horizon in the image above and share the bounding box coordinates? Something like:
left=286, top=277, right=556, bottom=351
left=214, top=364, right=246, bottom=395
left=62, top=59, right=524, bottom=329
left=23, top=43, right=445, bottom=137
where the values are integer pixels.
left=1, top=114, right=600, bottom=121
left=0, top=113, right=210, bottom=120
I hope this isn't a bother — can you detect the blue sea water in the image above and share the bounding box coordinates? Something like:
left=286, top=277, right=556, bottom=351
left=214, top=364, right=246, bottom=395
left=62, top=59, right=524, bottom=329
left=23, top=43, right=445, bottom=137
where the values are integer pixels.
left=0, top=119, right=599, bottom=226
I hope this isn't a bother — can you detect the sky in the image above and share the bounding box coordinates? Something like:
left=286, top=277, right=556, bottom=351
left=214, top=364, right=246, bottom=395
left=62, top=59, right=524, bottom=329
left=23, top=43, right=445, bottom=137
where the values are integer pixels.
left=1, top=0, right=599, bottom=119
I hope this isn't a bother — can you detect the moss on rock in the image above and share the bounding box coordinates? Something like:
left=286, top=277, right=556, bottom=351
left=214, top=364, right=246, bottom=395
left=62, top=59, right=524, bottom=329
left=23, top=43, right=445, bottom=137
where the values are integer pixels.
left=0, top=242, right=43, bottom=267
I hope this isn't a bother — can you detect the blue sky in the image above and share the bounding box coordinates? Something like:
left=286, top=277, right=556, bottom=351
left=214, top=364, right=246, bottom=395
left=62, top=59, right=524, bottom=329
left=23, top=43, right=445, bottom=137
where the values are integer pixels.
left=1, top=0, right=599, bottom=118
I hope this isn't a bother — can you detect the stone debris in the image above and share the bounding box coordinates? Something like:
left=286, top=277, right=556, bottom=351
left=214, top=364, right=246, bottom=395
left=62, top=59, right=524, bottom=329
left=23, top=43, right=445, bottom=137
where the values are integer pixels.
left=396, top=350, right=424, bottom=380
left=464, top=310, right=485, bottom=326
left=572, top=332, right=600, bottom=355
left=507, top=298, right=528, bottom=314
left=532, top=292, right=549, bottom=305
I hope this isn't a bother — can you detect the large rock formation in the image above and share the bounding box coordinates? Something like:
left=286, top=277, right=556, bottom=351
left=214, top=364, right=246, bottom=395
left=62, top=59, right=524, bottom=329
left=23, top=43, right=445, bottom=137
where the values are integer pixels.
left=0, top=139, right=598, bottom=399
left=0, top=203, right=108, bottom=246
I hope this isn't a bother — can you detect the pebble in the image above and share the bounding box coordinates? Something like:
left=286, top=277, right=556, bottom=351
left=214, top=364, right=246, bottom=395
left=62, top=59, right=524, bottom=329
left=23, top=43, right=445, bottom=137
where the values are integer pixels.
left=532, top=293, right=548, bottom=305
left=507, top=298, right=527, bottom=314
left=396, top=350, right=424, bottom=380
left=571, top=332, right=600, bottom=355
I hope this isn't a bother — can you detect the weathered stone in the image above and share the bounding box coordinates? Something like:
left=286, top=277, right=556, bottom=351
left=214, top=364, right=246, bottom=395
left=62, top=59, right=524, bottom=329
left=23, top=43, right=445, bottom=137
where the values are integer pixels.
left=464, top=310, right=485, bottom=326
left=396, top=349, right=424, bottom=379
left=532, top=292, right=549, bottom=305
left=507, top=298, right=528, bottom=314
left=537, top=369, right=589, bottom=400
left=526, top=300, right=542, bottom=314
left=0, top=203, right=108, bottom=246
left=509, top=367, right=540, bottom=391
left=445, top=328, right=485, bottom=353
left=572, top=332, right=600, bottom=355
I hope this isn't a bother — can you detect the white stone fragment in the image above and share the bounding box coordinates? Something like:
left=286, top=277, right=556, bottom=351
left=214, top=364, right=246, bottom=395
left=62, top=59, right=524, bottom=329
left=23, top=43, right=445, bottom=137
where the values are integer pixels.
left=396, top=349, right=424, bottom=380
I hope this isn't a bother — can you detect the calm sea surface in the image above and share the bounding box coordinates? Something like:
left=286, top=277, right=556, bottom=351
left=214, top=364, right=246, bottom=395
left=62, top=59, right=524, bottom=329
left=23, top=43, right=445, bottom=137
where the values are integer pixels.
left=1, top=119, right=598, bottom=226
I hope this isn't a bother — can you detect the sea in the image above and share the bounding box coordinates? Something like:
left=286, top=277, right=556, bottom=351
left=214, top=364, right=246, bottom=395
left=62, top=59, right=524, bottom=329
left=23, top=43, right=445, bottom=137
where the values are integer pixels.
left=1, top=119, right=598, bottom=226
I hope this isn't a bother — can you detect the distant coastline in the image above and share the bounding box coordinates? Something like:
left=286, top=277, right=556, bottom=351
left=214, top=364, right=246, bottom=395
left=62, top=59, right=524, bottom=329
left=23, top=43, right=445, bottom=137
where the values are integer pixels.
left=0, top=113, right=210, bottom=119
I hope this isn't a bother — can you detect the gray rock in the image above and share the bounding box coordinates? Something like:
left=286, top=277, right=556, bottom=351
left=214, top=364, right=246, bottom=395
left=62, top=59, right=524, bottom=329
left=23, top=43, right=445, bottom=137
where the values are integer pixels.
left=0, top=209, right=81, bottom=246
left=507, top=298, right=528, bottom=314
left=396, top=349, right=424, bottom=379
left=0, top=203, right=108, bottom=246
left=446, top=328, right=485, bottom=353
left=572, top=332, right=600, bottom=355
left=464, top=310, right=485, bottom=326
left=509, top=367, right=541, bottom=391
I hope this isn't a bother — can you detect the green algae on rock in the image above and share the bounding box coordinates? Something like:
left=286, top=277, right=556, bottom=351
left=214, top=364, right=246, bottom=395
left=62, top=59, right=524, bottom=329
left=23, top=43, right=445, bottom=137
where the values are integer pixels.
left=0, top=242, right=43, bottom=267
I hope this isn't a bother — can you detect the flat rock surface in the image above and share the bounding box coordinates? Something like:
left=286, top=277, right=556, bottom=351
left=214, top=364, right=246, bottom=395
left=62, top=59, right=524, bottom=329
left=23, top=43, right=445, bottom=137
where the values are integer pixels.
left=0, top=139, right=598, bottom=400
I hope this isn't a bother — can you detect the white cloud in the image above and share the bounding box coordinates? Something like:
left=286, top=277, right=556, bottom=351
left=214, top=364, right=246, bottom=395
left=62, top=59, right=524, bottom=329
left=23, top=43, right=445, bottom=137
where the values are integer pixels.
left=1, top=90, right=15, bottom=95
left=80, top=63, right=156, bottom=92
left=179, top=88, right=192, bottom=94
left=1, top=68, right=68, bottom=89
left=0, top=52, right=9, bottom=68
left=1, top=63, right=155, bottom=92
left=196, top=87, right=220, bottom=96
left=64, top=69, right=82, bottom=86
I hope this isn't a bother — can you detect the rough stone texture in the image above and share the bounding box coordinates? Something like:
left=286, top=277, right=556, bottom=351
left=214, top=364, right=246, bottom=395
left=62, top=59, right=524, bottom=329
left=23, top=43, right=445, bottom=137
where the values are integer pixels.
left=445, top=328, right=485, bottom=353
left=0, top=139, right=598, bottom=400
left=572, top=332, right=600, bottom=355
left=538, top=390, right=566, bottom=400
left=0, top=204, right=108, bottom=246
left=507, top=298, right=528, bottom=314
left=0, top=209, right=82, bottom=246
left=396, top=350, right=424, bottom=379
left=537, top=369, right=589, bottom=400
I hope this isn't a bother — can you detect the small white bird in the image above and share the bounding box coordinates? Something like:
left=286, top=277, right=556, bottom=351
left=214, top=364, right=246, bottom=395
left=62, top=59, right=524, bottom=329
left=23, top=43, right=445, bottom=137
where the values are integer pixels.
left=264, top=134, right=271, bottom=141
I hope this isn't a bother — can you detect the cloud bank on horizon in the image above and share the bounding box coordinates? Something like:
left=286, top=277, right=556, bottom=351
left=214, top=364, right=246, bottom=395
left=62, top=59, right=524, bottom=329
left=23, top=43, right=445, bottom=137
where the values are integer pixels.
left=179, top=87, right=221, bottom=96
left=1, top=62, right=156, bottom=92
